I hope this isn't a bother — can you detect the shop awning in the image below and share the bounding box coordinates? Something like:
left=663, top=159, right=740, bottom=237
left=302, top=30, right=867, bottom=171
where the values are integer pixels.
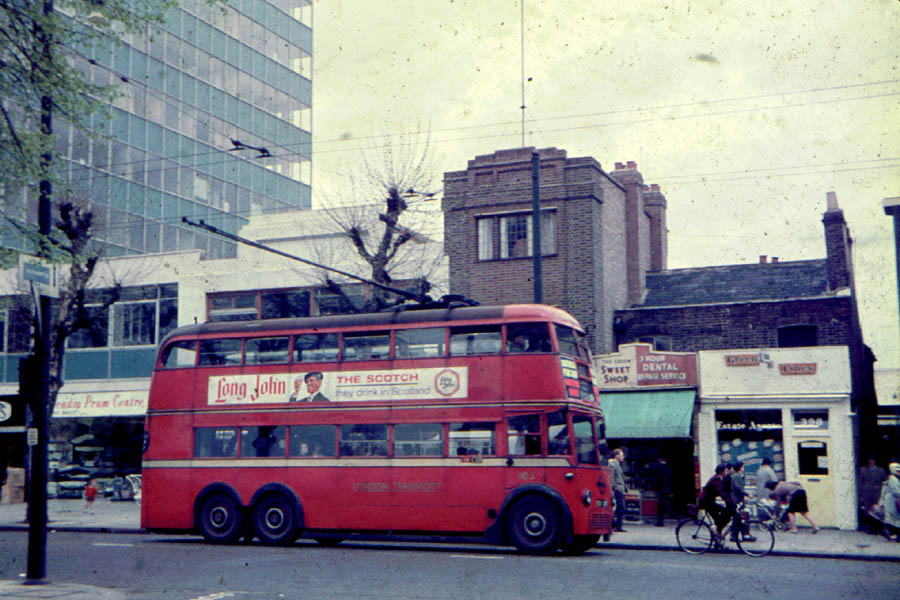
left=600, top=389, right=696, bottom=438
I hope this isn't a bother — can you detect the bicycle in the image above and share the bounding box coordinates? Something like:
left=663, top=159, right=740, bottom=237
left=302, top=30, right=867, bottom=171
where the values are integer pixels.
left=676, top=504, right=775, bottom=557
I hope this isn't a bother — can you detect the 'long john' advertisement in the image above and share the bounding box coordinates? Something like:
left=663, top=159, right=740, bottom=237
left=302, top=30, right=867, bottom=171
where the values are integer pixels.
left=208, top=367, right=468, bottom=405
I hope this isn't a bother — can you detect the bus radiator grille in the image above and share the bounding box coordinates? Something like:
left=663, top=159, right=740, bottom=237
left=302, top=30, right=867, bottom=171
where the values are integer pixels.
left=589, top=513, right=612, bottom=531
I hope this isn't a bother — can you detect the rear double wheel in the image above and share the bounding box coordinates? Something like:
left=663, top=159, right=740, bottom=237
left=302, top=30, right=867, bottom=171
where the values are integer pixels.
left=507, top=496, right=563, bottom=554
left=251, top=494, right=299, bottom=546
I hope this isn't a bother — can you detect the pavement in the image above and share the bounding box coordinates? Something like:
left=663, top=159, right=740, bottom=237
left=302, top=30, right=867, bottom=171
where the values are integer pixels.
left=0, top=499, right=899, bottom=598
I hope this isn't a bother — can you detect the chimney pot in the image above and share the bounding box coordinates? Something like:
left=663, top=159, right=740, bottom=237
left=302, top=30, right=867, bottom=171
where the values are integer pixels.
left=615, top=162, right=625, bottom=170
left=759, top=255, right=767, bottom=264
left=650, top=184, right=660, bottom=192
left=626, top=160, right=637, bottom=169
left=772, top=257, right=779, bottom=263
left=826, top=191, right=839, bottom=211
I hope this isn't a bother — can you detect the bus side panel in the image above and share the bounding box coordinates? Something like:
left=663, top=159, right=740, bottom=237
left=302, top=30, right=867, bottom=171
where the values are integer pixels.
left=144, top=415, right=193, bottom=459
left=503, top=355, right=565, bottom=402
left=389, top=463, right=501, bottom=532
left=148, top=368, right=195, bottom=411
left=142, top=467, right=195, bottom=530
left=328, top=464, right=394, bottom=530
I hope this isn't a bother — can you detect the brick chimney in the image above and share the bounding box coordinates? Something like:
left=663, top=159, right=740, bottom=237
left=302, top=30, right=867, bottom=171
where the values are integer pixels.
left=822, top=191, right=853, bottom=291
left=643, top=183, right=667, bottom=271
left=609, top=161, right=645, bottom=304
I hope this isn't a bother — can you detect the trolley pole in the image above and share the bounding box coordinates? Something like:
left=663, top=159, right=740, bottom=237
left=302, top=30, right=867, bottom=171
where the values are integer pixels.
left=531, top=150, right=542, bottom=304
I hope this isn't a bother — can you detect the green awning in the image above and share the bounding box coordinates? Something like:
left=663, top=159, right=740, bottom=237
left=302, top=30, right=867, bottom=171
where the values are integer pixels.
left=601, top=389, right=696, bottom=438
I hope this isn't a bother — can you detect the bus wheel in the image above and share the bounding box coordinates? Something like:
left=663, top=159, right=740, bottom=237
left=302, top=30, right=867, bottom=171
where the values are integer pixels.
left=507, top=496, right=562, bottom=554
left=251, top=494, right=298, bottom=546
left=559, top=535, right=600, bottom=555
left=198, top=494, right=244, bottom=544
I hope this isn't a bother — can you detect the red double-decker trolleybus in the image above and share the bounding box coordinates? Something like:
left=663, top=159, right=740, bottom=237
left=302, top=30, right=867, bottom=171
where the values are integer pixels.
left=141, top=303, right=612, bottom=554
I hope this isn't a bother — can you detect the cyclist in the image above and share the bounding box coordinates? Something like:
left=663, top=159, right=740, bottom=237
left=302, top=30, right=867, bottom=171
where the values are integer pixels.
left=728, top=462, right=755, bottom=542
left=698, top=463, right=733, bottom=541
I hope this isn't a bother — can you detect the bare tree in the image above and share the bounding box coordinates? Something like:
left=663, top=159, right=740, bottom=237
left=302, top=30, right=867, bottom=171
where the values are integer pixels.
left=318, top=133, right=446, bottom=312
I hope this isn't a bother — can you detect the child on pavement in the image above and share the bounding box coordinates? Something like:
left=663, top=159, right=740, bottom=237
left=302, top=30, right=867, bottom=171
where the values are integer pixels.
left=84, top=478, right=99, bottom=514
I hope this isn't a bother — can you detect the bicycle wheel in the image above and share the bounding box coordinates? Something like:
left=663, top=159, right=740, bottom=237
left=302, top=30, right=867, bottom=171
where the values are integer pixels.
left=736, top=520, right=775, bottom=557
left=676, top=518, right=715, bottom=554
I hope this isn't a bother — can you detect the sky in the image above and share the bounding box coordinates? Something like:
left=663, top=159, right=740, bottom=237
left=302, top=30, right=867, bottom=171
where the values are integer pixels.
left=309, top=0, right=900, bottom=370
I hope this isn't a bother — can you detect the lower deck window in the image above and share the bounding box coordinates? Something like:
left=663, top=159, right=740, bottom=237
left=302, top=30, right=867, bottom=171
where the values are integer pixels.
left=340, top=424, right=388, bottom=456
left=289, top=425, right=337, bottom=457
left=240, top=426, right=286, bottom=457
left=194, top=427, right=238, bottom=457
left=394, top=423, right=443, bottom=456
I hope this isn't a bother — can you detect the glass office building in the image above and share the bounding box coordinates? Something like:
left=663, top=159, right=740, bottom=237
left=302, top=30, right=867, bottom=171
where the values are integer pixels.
left=49, top=0, right=313, bottom=259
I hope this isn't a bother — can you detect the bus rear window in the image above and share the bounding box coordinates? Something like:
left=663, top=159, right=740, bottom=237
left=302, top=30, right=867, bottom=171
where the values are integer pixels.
left=161, top=340, right=197, bottom=368
left=198, top=339, right=242, bottom=366
left=449, top=325, right=502, bottom=356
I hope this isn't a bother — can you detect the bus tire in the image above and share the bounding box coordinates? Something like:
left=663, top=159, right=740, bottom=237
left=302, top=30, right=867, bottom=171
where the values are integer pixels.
left=251, top=494, right=298, bottom=546
left=506, top=496, right=563, bottom=554
left=198, top=493, right=244, bottom=544
left=559, top=534, right=600, bottom=555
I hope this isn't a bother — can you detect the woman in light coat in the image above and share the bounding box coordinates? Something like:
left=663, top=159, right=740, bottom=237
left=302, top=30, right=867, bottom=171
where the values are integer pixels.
left=878, top=462, right=900, bottom=542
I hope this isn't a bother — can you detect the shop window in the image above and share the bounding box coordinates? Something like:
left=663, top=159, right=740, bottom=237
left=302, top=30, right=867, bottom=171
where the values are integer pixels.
left=449, top=422, right=495, bottom=456
left=340, top=424, right=388, bottom=457
left=797, top=440, right=829, bottom=475
left=715, top=409, right=784, bottom=489
left=449, top=325, right=502, bottom=356
left=194, top=427, right=238, bottom=457
left=395, top=328, right=446, bottom=359
left=240, top=426, right=286, bottom=458
left=506, top=323, right=552, bottom=353
left=342, top=332, right=390, bottom=361
left=5, top=304, right=33, bottom=353
left=293, top=333, right=338, bottom=363
left=778, top=325, right=818, bottom=348
left=289, top=425, right=336, bottom=457
left=69, top=305, right=109, bottom=348
left=508, top=414, right=542, bottom=456
left=245, top=336, right=290, bottom=364
left=394, top=423, right=443, bottom=456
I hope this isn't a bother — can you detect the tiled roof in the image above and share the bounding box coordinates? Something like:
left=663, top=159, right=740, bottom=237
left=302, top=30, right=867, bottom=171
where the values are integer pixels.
left=636, top=259, right=830, bottom=308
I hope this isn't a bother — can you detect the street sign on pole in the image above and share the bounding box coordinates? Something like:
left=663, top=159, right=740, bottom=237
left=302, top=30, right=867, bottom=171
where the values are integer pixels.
left=17, top=254, right=58, bottom=298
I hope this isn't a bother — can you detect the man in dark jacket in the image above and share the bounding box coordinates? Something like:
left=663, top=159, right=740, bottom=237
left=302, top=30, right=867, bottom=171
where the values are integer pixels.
left=648, top=455, right=674, bottom=527
left=699, top=463, right=732, bottom=536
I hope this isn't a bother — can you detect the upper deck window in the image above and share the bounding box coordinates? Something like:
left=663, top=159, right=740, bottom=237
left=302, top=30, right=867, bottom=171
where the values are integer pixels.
left=505, top=323, right=552, bottom=353
left=245, top=337, right=290, bottom=364
left=342, top=332, right=391, bottom=361
left=293, top=333, right=339, bottom=363
left=198, top=339, right=242, bottom=366
left=449, top=325, right=502, bottom=356
left=395, top=328, right=446, bottom=359
left=161, top=340, right=197, bottom=368
left=555, top=325, right=589, bottom=360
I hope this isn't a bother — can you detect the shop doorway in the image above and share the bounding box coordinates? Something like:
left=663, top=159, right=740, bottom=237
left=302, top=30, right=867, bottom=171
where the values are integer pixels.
left=796, top=438, right=835, bottom=527
left=609, top=438, right=695, bottom=521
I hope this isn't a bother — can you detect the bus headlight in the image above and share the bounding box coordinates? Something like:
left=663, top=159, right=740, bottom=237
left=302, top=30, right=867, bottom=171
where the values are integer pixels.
left=582, top=489, right=593, bottom=506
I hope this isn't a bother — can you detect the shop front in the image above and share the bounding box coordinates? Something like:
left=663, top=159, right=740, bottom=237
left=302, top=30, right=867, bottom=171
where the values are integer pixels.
left=594, top=343, right=699, bottom=521
left=49, top=387, right=148, bottom=498
left=697, top=346, right=856, bottom=530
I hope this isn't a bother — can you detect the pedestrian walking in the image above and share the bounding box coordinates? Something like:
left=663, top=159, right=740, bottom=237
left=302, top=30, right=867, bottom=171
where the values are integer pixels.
left=609, top=448, right=627, bottom=532
left=755, top=457, right=777, bottom=500
left=766, top=480, right=819, bottom=533
left=860, top=455, right=888, bottom=533
left=877, top=462, right=900, bottom=542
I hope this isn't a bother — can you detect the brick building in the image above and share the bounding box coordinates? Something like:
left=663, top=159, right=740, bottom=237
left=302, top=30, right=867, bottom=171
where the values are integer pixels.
left=442, top=147, right=665, bottom=354
left=613, top=192, right=878, bottom=459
